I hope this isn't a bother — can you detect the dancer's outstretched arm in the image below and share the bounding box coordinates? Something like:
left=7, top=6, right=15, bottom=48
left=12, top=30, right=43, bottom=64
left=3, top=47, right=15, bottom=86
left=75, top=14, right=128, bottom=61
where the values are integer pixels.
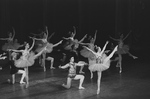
left=78, top=34, right=87, bottom=43
left=93, top=30, right=97, bottom=44
left=0, top=38, right=8, bottom=40
left=8, top=49, right=23, bottom=52
left=29, top=36, right=44, bottom=41
left=12, top=27, right=15, bottom=39
left=44, top=26, right=49, bottom=39
left=53, top=40, right=63, bottom=47
left=99, top=41, right=109, bottom=55
left=76, top=62, right=87, bottom=66
left=48, top=32, right=55, bottom=41
left=30, top=32, right=43, bottom=37
left=59, top=64, right=69, bottom=69
left=72, top=26, right=76, bottom=38
left=123, top=30, right=132, bottom=41
left=28, top=39, right=35, bottom=51
left=109, top=36, right=119, bottom=41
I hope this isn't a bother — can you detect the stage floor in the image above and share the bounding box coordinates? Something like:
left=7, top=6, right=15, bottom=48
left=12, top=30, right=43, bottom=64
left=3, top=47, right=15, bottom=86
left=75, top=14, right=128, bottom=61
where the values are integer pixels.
left=0, top=55, right=150, bottom=99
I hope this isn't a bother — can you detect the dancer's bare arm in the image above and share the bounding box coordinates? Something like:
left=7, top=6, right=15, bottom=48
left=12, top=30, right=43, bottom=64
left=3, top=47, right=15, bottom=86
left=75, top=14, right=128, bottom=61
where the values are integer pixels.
left=99, top=41, right=109, bottom=55
left=53, top=40, right=63, bottom=47
left=93, top=30, right=97, bottom=44
left=12, top=27, right=15, bottom=39
left=0, top=38, right=8, bottom=40
left=78, top=34, right=87, bottom=43
left=59, top=64, right=70, bottom=69
left=123, top=30, right=132, bottom=41
left=109, top=36, right=119, bottom=41
left=28, top=39, right=35, bottom=51
left=48, top=32, right=55, bottom=41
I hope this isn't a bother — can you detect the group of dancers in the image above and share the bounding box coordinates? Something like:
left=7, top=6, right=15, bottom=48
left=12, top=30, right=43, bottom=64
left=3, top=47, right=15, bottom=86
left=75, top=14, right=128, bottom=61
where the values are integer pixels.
left=0, top=26, right=137, bottom=94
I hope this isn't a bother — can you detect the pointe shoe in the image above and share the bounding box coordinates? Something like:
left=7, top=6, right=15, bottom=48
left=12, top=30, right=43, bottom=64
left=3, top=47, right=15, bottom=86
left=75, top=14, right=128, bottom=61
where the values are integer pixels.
left=133, top=56, right=138, bottom=59
left=50, top=67, right=55, bottom=69
left=97, top=89, right=100, bottom=94
left=79, top=86, right=85, bottom=90
left=20, top=81, right=26, bottom=84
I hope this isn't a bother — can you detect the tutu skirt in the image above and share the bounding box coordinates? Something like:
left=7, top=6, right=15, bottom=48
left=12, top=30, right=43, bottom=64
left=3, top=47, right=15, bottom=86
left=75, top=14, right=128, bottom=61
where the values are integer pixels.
left=116, top=45, right=129, bottom=54
left=2, top=42, right=15, bottom=51
left=2, top=42, right=21, bottom=51
left=88, top=59, right=110, bottom=72
left=14, top=52, right=36, bottom=68
left=35, top=43, right=53, bottom=53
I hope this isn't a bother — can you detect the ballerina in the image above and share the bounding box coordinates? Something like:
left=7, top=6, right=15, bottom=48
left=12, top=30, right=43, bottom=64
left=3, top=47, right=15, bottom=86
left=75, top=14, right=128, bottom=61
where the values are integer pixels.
left=0, top=28, right=25, bottom=60
left=30, top=26, right=62, bottom=71
left=85, top=43, right=118, bottom=94
left=109, top=31, right=138, bottom=73
left=83, top=41, right=109, bottom=79
left=9, top=52, right=26, bottom=84
left=9, top=38, right=46, bottom=88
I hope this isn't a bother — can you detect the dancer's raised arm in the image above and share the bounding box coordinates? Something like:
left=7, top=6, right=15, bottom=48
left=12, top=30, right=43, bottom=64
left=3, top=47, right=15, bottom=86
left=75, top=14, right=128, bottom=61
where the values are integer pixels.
left=53, top=40, right=63, bottom=47
left=109, top=36, right=119, bottom=41
left=59, top=63, right=70, bottom=69
left=122, top=30, right=132, bottom=41
left=93, top=30, right=97, bottom=44
left=44, top=26, right=49, bottom=38
left=98, top=41, right=109, bottom=55
left=73, top=26, right=76, bottom=38
left=29, top=36, right=44, bottom=41
left=48, top=32, right=55, bottom=41
left=12, top=27, right=15, bottom=39
left=28, top=38, right=35, bottom=51
left=78, top=34, right=87, bottom=43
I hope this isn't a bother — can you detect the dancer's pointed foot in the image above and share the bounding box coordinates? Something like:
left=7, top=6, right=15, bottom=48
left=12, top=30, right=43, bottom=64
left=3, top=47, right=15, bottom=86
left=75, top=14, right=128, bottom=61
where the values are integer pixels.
left=79, top=86, right=85, bottom=90
left=133, top=56, right=138, bottom=59
left=50, top=67, right=55, bottom=69
left=97, top=89, right=100, bottom=94
left=119, top=70, right=122, bottom=73
left=20, top=81, right=26, bottom=84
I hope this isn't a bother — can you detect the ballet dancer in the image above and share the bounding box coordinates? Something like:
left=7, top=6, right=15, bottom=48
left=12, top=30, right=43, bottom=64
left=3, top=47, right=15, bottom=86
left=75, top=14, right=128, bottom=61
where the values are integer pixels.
left=9, top=52, right=26, bottom=84
left=59, top=57, right=87, bottom=89
left=30, top=26, right=62, bottom=71
left=109, top=31, right=138, bottom=73
left=8, top=38, right=46, bottom=88
left=86, top=44, right=118, bottom=94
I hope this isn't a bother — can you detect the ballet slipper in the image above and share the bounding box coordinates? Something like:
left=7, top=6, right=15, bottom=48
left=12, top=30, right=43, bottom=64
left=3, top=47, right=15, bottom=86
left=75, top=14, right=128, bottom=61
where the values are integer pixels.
left=79, top=86, right=85, bottom=90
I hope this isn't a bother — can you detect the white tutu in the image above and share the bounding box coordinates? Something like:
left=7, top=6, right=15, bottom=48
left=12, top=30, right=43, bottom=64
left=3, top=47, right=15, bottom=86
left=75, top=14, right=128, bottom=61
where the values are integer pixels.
left=88, top=59, right=110, bottom=72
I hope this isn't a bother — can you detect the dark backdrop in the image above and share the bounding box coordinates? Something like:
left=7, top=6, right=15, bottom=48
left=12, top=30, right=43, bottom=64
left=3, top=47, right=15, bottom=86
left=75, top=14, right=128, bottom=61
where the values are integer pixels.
left=0, top=0, right=150, bottom=52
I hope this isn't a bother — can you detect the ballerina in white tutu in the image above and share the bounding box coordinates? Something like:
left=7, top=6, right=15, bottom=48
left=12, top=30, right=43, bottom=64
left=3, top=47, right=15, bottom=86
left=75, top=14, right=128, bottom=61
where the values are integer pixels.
left=84, top=41, right=118, bottom=94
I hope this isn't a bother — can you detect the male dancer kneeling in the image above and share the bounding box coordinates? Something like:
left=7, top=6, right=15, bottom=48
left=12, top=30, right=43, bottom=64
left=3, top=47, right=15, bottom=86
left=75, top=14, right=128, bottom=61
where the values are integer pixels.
left=59, top=57, right=87, bottom=89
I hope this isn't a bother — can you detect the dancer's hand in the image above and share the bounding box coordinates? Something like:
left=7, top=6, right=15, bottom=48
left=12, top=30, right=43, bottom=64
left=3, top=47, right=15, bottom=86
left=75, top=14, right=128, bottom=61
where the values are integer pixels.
left=106, top=41, right=109, bottom=44
left=59, top=65, right=62, bottom=68
left=114, top=45, right=118, bottom=52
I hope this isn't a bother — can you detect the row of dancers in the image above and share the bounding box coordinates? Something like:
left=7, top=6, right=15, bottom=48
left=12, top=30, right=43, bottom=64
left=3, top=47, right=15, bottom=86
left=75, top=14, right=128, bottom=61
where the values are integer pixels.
left=0, top=26, right=137, bottom=94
